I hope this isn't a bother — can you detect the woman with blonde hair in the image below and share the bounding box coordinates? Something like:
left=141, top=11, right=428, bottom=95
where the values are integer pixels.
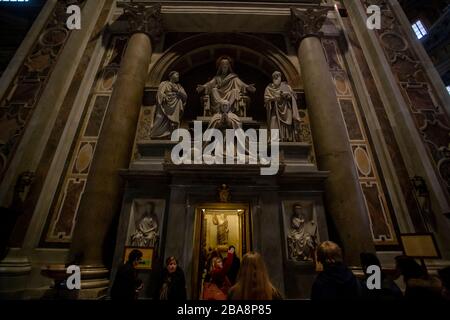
left=228, top=252, right=282, bottom=300
left=203, top=247, right=234, bottom=300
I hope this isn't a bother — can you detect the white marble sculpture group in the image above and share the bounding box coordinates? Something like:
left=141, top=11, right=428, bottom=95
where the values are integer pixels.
left=150, top=56, right=302, bottom=142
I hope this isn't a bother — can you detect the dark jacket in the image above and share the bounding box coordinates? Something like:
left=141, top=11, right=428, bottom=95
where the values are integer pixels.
left=156, top=267, right=187, bottom=301
left=360, top=274, right=403, bottom=301
left=311, top=263, right=362, bottom=300
left=405, top=276, right=442, bottom=301
left=225, top=254, right=240, bottom=285
left=110, top=262, right=142, bottom=300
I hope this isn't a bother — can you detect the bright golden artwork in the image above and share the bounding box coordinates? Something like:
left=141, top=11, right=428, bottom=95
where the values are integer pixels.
left=400, top=233, right=440, bottom=258
left=192, top=203, right=251, bottom=299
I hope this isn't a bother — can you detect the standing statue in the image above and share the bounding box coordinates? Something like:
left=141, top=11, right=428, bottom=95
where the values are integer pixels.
left=287, top=203, right=318, bottom=261
left=264, top=71, right=301, bottom=142
left=197, top=56, right=256, bottom=130
left=150, top=71, right=187, bottom=139
left=212, top=213, right=229, bottom=246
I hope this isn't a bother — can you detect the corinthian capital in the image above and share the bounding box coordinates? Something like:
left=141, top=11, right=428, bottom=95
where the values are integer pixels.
left=121, top=3, right=163, bottom=41
left=290, top=7, right=331, bottom=44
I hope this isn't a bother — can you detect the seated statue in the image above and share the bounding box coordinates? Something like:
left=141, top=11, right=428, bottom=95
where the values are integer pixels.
left=287, top=203, right=318, bottom=261
left=197, top=56, right=256, bottom=130
left=150, top=71, right=187, bottom=139
left=130, top=214, right=158, bottom=248
left=264, top=71, right=301, bottom=142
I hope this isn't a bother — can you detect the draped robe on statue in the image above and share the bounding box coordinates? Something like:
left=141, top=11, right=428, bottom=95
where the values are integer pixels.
left=288, top=216, right=318, bottom=261
left=151, top=81, right=187, bottom=138
left=204, top=73, right=248, bottom=130
left=264, top=82, right=301, bottom=142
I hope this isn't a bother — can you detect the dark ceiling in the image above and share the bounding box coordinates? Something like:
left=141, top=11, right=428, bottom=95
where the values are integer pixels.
left=0, top=0, right=46, bottom=74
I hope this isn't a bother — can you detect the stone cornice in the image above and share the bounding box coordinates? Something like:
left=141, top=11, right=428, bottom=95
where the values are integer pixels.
left=111, top=2, right=338, bottom=34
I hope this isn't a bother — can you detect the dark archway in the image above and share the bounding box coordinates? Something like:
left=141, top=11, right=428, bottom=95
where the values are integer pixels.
left=148, top=33, right=302, bottom=88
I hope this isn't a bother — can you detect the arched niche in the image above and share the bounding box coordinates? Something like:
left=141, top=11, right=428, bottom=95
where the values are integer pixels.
left=147, top=33, right=302, bottom=121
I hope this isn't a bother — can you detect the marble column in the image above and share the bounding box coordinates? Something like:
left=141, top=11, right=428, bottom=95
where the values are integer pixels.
left=291, top=7, right=375, bottom=265
left=46, top=4, right=162, bottom=299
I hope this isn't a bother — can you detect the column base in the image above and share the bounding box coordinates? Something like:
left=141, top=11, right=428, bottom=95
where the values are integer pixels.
left=0, top=253, right=32, bottom=299
left=41, top=264, right=109, bottom=300
left=0, top=254, right=31, bottom=300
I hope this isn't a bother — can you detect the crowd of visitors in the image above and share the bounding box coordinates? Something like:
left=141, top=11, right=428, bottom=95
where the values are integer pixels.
left=111, top=241, right=450, bottom=301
